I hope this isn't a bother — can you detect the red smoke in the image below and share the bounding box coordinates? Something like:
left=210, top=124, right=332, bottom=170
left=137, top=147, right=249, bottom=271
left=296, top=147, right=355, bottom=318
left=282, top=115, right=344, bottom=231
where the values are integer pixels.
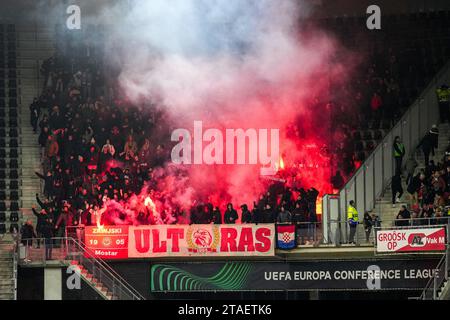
left=94, top=4, right=356, bottom=225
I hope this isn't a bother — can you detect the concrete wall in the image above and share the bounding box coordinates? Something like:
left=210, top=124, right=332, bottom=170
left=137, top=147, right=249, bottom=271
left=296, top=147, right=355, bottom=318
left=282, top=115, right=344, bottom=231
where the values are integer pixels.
left=44, top=268, right=62, bottom=300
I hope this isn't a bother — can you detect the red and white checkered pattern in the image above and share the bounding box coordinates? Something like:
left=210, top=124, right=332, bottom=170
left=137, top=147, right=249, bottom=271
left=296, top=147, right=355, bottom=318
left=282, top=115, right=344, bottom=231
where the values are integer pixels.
left=282, top=232, right=293, bottom=243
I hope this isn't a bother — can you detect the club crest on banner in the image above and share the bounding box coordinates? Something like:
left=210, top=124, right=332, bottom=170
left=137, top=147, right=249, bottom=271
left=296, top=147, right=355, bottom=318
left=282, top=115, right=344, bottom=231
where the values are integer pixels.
left=187, top=226, right=220, bottom=253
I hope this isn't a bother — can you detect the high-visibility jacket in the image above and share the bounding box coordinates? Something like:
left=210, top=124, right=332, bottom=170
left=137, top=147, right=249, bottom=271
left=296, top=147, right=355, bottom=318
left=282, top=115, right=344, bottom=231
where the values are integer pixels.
left=393, top=142, right=405, bottom=158
left=437, top=88, right=450, bottom=103
left=347, top=205, right=359, bottom=222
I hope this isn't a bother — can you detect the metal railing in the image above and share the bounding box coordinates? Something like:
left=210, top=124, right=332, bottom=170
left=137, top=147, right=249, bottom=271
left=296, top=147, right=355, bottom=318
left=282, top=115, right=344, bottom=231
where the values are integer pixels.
left=12, top=235, right=18, bottom=301
left=18, top=236, right=145, bottom=300
left=392, top=216, right=450, bottom=227
left=419, top=245, right=449, bottom=300
left=322, top=60, right=450, bottom=244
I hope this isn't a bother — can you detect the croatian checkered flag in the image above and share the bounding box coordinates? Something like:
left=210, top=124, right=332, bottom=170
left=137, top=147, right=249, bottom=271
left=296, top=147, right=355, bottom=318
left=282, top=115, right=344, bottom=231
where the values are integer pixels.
left=276, top=224, right=296, bottom=249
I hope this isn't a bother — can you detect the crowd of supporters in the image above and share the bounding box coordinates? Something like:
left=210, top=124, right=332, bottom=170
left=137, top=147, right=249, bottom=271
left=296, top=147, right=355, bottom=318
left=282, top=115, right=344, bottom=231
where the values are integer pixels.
left=21, top=12, right=450, bottom=245
left=393, top=128, right=450, bottom=227
left=23, top=25, right=326, bottom=245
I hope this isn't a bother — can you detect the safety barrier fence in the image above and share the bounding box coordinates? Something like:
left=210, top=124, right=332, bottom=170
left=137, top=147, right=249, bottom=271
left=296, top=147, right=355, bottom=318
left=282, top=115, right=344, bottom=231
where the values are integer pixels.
left=392, top=216, right=450, bottom=227
left=17, top=236, right=145, bottom=300
left=322, top=60, right=450, bottom=245
left=65, top=223, right=375, bottom=248
left=419, top=246, right=449, bottom=300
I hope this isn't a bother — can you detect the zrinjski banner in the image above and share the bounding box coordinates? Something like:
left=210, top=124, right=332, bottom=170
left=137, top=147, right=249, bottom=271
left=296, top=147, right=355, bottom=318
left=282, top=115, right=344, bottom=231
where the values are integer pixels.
left=376, top=227, right=447, bottom=253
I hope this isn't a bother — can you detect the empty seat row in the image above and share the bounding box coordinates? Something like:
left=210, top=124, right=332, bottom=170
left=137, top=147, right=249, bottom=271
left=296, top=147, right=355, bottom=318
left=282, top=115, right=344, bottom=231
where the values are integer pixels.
left=0, top=180, right=19, bottom=190
left=0, top=170, right=19, bottom=179
left=0, top=79, right=16, bottom=87
left=0, top=70, right=16, bottom=78
left=0, top=201, right=19, bottom=211
left=0, top=211, right=19, bottom=222
left=0, top=191, right=20, bottom=200
left=0, top=89, right=17, bottom=97
left=0, top=149, right=18, bottom=158
left=0, top=159, right=19, bottom=168
left=0, top=98, right=17, bottom=106
left=0, top=128, right=19, bottom=137
left=0, top=223, right=20, bottom=234
left=0, top=119, right=18, bottom=129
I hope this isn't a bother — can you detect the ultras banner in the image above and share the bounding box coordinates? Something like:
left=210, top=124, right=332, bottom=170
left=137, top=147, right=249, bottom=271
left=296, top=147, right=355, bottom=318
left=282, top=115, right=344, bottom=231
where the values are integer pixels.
left=150, top=259, right=440, bottom=291
left=128, top=224, right=275, bottom=258
left=85, top=224, right=275, bottom=259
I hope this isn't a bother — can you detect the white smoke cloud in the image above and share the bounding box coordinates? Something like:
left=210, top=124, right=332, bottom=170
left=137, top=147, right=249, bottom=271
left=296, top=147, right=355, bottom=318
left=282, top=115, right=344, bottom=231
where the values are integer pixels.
left=103, top=0, right=331, bottom=122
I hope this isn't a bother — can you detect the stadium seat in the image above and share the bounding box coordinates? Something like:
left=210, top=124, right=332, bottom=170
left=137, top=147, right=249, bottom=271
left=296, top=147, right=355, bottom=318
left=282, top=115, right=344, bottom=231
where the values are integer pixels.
left=9, top=148, right=18, bottom=158
left=10, top=202, right=19, bottom=211
left=9, top=191, right=18, bottom=200
left=9, top=180, right=18, bottom=190
left=0, top=170, right=5, bottom=179
left=0, top=202, right=5, bottom=211
left=9, top=139, right=18, bottom=148
left=9, top=119, right=18, bottom=127
left=0, top=224, right=6, bottom=234
left=9, top=223, right=19, bottom=233
left=0, top=191, right=5, bottom=200
left=9, top=170, right=18, bottom=179
left=7, top=60, right=16, bottom=69
left=0, top=211, right=5, bottom=222
left=0, top=159, right=5, bottom=168
left=9, top=128, right=18, bottom=138
left=9, top=159, right=18, bottom=169
left=0, top=181, right=5, bottom=189
left=8, top=79, right=16, bottom=88
left=9, top=211, right=19, bottom=222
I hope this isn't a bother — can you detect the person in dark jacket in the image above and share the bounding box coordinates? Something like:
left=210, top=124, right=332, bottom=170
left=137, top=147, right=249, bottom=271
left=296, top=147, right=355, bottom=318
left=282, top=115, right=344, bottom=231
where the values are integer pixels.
left=277, top=206, right=292, bottom=223
left=391, top=174, right=403, bottom=208
left=262, top=204, right=275, bottom=223
left=363, top=211, right=373, bottom=243
left=331, top=170, right=345, bottom=190
left=41, top=218, right=54, bottom=260
left=395, top=205, right=410, bottom=227
left=429, top=125, right=439, bottom=156
left=211, top=207, right=222, bottom=224
left=240, top=204, right=252, bottom=224
left=20, top=220, right=36, bottom=247
left=251, top=202, right=260, bottom=224
left=407, top=173, right=422, bottom=206
left=292, top=202, right=308, bottom=245
left=224, top=203, right=238, bottom=224
left=32, top=205, right=49, bottom=248
left=419, top=132, right=433, bottom=166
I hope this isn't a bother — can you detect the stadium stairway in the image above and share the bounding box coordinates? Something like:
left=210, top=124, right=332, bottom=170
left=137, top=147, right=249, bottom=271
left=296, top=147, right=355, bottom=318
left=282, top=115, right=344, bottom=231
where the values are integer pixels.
left=69, top=260, right=116, bottom=300
left=372, top=122, right=450, bottom=228
left=0, top=243, right=15, bottom=300
left=17, top=24, right=54, bottom=225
